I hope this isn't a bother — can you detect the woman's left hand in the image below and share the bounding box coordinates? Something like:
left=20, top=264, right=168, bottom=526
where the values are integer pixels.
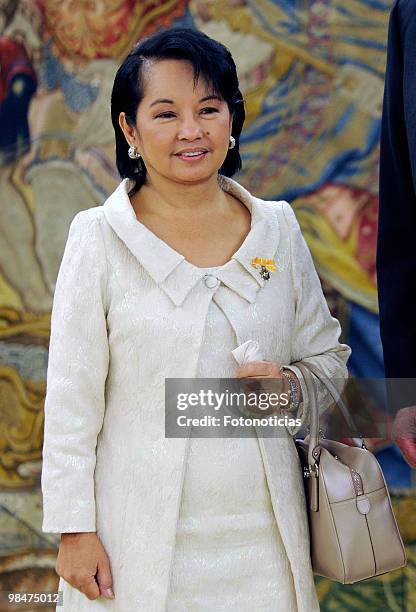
left=234, top=360, right=288, bottom=415
left=235, top=360, right=288, bottom=398
left=235, top=360, right=284, bottom=381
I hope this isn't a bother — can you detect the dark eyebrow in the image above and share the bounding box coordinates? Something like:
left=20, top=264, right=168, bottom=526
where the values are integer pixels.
left=149, top=94, right=223, bottom=108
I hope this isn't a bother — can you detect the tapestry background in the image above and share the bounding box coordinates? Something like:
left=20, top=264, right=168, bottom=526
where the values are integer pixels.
left=0, top=1, right=414, bottom=609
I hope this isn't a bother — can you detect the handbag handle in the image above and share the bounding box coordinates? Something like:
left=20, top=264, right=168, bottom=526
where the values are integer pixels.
left=292, top=361, right=366, bottom=468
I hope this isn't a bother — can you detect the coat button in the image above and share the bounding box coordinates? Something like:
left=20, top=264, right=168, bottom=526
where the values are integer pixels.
left=203, top=274, right=219, bottom=289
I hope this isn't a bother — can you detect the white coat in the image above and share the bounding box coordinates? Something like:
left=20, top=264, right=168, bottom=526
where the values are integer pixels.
left=41, top=174, right=351, bottom=611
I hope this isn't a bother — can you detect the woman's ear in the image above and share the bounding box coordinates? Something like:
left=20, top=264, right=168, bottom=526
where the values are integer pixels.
left=229, top=114, right=234, bottom=138
left=119, top=112, right=136, bottom=146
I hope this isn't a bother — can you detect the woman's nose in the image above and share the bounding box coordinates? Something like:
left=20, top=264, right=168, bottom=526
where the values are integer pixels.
left=177, top=116, right=205, bottom=139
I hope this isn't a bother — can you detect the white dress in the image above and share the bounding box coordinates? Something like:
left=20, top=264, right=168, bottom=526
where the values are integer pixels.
left=166, top=267, right=298, bottom=612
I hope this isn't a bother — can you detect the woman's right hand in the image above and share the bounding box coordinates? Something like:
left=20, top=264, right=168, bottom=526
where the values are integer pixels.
left=56, top=532, right=115, bottom=600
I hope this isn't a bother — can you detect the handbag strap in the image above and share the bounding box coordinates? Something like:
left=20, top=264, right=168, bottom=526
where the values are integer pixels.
left=292, top=361, right=366, bottom=467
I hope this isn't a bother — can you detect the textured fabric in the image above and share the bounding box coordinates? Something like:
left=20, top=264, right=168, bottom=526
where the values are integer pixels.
left=41, top=174, right=350, bottom=611
left=167, top=295, right=297, bottom=611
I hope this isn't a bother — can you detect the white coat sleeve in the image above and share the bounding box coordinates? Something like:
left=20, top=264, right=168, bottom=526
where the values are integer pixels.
left=41, top=211, right=109, bottom=533
left=280, top=202, right=352, bottom=436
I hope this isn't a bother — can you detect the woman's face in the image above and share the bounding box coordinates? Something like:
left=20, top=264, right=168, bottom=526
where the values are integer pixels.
left=119, top=58, right=233, bottom=185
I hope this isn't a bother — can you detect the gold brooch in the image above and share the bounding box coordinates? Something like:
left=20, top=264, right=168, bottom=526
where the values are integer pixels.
left=251, top=257, right=276, bottom=281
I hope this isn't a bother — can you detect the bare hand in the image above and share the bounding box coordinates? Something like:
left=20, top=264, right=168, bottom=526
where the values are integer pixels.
left=56, top=532, right=115, bottom=600
left=235, top=360, right=284, bottom=381
left=234, top=360, right=289, bottom=415
left=393, top=406, right=416, bottom=468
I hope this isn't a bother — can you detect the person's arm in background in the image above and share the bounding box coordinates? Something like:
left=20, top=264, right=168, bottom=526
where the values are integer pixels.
left=377, top=0, right=416, bottom=466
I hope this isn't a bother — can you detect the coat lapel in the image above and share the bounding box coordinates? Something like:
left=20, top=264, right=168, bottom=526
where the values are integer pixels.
left=103, top=175, right=280, bottom=306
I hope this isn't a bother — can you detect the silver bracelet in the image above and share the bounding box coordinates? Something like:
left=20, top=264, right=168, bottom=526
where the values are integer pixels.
left=281, top=369, right=301, bottom=411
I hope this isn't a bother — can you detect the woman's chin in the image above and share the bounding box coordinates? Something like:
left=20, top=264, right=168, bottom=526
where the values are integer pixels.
left=168, top=167, right=220, bottom=183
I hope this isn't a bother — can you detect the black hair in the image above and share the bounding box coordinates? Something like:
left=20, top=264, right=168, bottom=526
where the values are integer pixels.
left=110, top=26, right=245, bottom=195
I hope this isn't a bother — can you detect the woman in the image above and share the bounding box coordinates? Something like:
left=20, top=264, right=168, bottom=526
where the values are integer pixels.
left=41, top=27, right=350, bottom=611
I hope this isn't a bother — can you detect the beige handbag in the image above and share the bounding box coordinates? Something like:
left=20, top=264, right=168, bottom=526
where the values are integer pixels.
left=294, top=361, right=407, bottom=584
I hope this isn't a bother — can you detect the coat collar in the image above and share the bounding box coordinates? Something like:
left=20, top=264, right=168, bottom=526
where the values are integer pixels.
left=103, top=175, right=280, bottom=306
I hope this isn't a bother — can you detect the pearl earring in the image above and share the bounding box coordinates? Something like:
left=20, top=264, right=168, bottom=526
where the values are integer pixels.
left=229, top=136, right=235, bottom=150
left=128, top=145, right=141, bottom=159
